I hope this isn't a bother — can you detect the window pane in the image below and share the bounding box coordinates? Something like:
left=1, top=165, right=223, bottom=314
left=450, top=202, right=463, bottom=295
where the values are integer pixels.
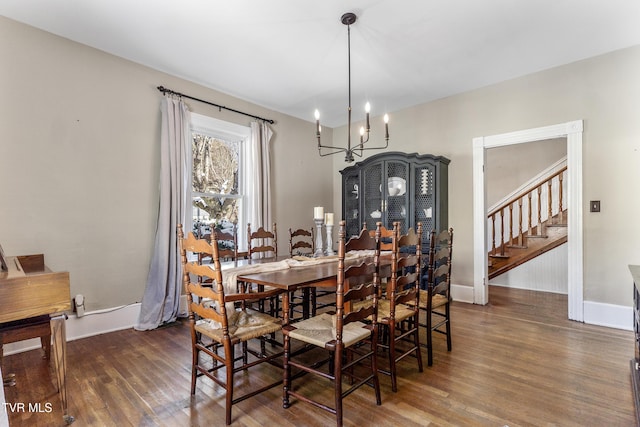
left=192, top=134, right=239, bottom=195
left=192, top=196, right=241, bottom=232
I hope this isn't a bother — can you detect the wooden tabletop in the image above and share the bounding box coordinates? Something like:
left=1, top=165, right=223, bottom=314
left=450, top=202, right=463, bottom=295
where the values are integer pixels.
left=238, top=261, right=340, bottom=291
left=237, top=254, right=392, bottom=292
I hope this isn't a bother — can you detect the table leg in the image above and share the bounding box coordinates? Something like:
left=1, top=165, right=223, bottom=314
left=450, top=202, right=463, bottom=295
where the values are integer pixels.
left=282, top=290, right=290, bottom=325
left=302, top=288, right=311, bottom=319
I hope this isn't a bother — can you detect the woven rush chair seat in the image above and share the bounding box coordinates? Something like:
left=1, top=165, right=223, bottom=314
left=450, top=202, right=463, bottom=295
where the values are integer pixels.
left=286, top=313, right=370, bottom=348
left=416, top=290, right=448, bottom=310
left=195, top=308, right=281, bottom=343
left=377, top=298, right=415, bottom=322
left=351, top=298, right=414, bottom=323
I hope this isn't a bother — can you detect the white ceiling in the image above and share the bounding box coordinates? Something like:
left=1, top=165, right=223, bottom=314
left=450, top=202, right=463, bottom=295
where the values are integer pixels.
left=2, top=0, right=640, bottom=127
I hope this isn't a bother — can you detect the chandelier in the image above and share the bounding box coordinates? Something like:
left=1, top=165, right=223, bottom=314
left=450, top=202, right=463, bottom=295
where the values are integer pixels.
left=315, top=12, right=389, bottom=163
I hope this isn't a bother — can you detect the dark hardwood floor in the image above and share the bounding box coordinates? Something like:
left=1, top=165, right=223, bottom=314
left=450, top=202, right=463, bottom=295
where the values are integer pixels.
left=2, top=286, right=636, bottom=426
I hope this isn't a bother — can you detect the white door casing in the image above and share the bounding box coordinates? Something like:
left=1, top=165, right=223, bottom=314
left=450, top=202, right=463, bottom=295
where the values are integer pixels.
left=472, top=120, right=584, bottom=321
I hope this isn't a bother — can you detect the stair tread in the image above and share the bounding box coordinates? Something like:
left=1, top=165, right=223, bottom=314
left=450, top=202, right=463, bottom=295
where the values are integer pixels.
left=488, top=216, right=567, bottom=279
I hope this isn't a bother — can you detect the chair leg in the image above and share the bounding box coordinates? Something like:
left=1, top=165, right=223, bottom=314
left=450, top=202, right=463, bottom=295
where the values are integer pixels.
left=190, top=333, right=198, bottom=395
left=388, top=322, right=398, bottom=392
left=225, top=345, right=235, bottom=425
left=413, top=319, right=424, bottom=373
left=445, top=304, right=452, bottom=351
left=282, top=333, right=291, bottom=409
left=334, top=347, right=343, bottom=427
left=371, top=327, right=382, bottom=406
left=242, top=341, right=248, bottom=365
left=310, top=288, right=317, bottom=317
left=425, top=309, right=433, bottom=367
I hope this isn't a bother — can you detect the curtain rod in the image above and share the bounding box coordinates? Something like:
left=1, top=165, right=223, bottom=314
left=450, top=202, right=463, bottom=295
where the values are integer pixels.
left=156, top=86, right=275, bottom=124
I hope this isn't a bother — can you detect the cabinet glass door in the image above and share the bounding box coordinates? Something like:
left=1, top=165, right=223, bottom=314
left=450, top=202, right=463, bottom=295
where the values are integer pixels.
left=415, top=163, right=436, bottom=246
left=343, top=171, right=360, bottom=238
left=363, top=163, right=383, bottom=232
left=385, top=160, right=410, bottom=235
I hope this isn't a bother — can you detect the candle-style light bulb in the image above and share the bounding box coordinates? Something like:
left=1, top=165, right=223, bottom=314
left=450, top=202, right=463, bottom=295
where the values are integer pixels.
left=384, top=114, right=389, bottom=139
left=314, top=109, right=321, bottom=135
left=365, top=102, right=371, bottom=130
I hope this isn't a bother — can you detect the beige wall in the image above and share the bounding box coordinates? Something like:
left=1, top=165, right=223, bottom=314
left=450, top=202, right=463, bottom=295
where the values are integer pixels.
left=485, top=137, right=566, bottom=207
left=332, top=44, right=640, bottom=307
left=3, top=15, right=640, bottom=312
left=0, top=16, right=333, bottom=311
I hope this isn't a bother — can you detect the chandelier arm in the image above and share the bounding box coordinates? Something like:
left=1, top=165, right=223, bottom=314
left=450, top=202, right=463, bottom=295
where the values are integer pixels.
left=318, top=147, right=349, bottom=156
left=351, top=134, right=389, bottom=151
left=359, top=139, right=390, bottom=151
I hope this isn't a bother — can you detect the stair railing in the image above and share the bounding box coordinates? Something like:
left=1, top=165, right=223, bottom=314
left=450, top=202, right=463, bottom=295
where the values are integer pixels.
left=488, top=166, right=567, bottom=258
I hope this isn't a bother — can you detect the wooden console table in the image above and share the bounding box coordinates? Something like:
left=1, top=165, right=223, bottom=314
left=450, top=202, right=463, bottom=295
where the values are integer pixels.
left=629, top=264, right=640, bottom=425
left=0, top=252, right=73, bottom=424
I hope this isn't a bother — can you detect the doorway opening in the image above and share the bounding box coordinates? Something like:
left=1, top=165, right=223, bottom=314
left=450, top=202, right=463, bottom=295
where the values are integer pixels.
left=472, top=120, right=584, bottom=321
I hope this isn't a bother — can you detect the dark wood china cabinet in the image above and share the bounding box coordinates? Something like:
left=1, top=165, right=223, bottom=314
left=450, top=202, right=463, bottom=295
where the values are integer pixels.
left=340, top=151, right=450, bottom=249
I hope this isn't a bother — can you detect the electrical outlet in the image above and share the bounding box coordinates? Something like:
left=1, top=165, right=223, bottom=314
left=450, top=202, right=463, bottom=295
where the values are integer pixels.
left=75, top=294, right=85, bottom=317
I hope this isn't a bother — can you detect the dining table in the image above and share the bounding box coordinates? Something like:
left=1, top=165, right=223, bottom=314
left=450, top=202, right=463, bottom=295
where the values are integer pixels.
left=234, top=252, right=392, bottom=325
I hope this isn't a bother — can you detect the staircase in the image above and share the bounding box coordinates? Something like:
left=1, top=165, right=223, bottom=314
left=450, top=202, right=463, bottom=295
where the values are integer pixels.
left=487, top=164, right=568, bottom=279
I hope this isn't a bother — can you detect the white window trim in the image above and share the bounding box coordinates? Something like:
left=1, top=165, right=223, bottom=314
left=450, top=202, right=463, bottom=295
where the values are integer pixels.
left=189, top=113, right=251, bottom=250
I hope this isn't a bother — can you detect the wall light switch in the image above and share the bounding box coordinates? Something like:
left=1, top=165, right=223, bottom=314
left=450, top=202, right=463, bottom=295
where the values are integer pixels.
left=590, top=200, right=600, bottom=212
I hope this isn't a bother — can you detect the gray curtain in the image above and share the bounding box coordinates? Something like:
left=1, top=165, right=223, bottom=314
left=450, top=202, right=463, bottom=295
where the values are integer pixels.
left=136, top=97, right=190, bottom=331
left=245, top=121, right=273, bottom=251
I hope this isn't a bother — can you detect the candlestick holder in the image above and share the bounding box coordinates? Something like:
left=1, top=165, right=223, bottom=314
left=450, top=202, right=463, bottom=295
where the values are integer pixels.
left=325, top=224, right=335, bottom=256
left=314, top=218, right=324, bottom=257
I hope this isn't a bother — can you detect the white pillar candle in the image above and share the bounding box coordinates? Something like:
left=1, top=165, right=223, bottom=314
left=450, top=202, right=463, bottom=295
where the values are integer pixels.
left=314, top=206, right=324, bottom=220
left=325, top=212, right=334, bottom=226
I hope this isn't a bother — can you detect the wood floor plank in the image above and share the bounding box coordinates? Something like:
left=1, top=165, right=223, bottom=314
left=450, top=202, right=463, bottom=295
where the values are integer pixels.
left=2, top=286, right=636, bottom=426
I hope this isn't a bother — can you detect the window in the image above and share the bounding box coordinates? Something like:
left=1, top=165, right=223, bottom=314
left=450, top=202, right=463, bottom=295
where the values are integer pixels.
left=190, top=114, right=250, bottom=249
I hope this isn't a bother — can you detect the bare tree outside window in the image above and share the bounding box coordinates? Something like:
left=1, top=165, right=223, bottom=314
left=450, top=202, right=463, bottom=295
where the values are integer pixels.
left=192, top=134, right=241, bottom=236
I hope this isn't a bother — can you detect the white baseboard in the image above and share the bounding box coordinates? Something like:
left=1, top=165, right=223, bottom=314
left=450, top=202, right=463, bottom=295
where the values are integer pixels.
left=2, top=303, right=142, bottom=356
left=583, top=300, right=633, bottom=331
left=451, top=283, right=474, bottom=304
left=452, top=285, right=632, bottom=331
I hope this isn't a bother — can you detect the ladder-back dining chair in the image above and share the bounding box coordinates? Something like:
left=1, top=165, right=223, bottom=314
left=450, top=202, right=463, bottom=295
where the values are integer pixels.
left=282, top=221, right=382, bottom=426
left=247, top=222, right=279, bottom=321
left=376, top=221, right=423, bottom=391
left=247, top=223, right=277, bottom=259
left=288, top=227, right=317, bottom=320
left=178, top=224, right=283, bottom=425
left=420, top=228, right=454, bottom=366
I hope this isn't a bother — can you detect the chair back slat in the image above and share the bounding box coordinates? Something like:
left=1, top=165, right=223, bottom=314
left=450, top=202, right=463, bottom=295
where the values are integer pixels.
left=214, top=225, right=239, bottom=260
left=431, top=263, right=450, bottom=296
left=426, top=227, right=453, bottom=302
left=387, top=222, right=422, bottom=317
left=189, top=296, right=226, bottom=325
left=335, top=221, right=380, bottom=337
left=369, top=225, right=393, bottom=251
left=289, top=227, right=314, bottom=257
left=183, top=231, right=217, bottom=255
left=248, top=223, right=277, bottom=258
left=345, top=227, right=378, bottom=252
